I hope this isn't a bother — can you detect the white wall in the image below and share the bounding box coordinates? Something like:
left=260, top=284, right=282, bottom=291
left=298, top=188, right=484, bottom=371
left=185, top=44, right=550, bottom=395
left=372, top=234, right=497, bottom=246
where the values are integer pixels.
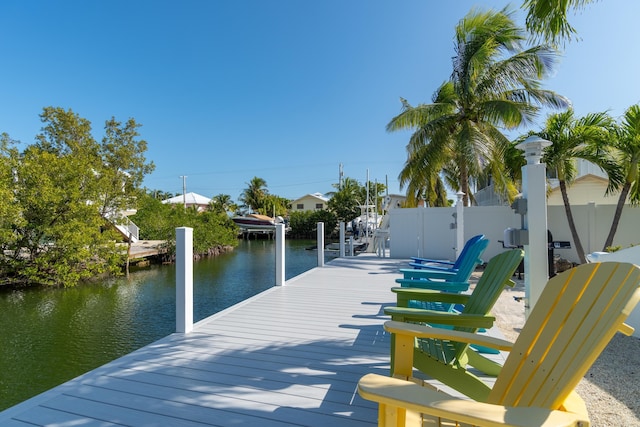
left=389, top=206, right=520, bottom=262
left=389, top=204, right=640, bottom=264
left=547, top=203, right=640, bottom=262
left=390, top=207, right=455, bottom=260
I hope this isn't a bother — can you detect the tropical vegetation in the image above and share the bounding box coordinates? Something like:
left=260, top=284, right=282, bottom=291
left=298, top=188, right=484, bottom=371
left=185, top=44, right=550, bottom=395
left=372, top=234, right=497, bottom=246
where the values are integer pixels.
left=130, top=192, right=239, bottom=257
left=327, top=177, right=386, bottom=223
left=602, top=105, right=640, bottom=250
left=388, top=7, right=569, bottom=207
left=288, top=210, right=337, bottom=239
left=238, top=176, right=290, bottom=217
left=523, top=0, right=595, bottom=45
left=536, top=109, right=622, bottom=263
left=0, top=107, right=154, bottom=287
left=209, top=193, right=238, bottom=215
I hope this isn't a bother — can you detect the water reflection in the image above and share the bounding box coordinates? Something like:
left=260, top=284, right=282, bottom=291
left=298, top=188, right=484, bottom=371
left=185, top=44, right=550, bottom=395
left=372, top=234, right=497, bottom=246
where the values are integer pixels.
left=0, top=239, right=320, bottom=410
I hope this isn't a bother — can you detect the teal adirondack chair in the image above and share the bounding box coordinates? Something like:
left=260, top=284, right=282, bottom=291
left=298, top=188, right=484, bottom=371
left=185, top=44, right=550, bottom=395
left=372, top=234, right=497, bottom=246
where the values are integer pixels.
left=385, top=249, right=525, bottom=377
left=395, top=237, right=489, bottom=292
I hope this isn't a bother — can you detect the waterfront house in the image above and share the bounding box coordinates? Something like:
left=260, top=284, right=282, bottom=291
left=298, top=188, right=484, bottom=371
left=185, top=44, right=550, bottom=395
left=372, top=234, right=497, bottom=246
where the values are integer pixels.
left=290, top=192, right=329, bottom=212
left=547, top=173, right=618, bottom=205
left=162, top=192, right=212, bottom=212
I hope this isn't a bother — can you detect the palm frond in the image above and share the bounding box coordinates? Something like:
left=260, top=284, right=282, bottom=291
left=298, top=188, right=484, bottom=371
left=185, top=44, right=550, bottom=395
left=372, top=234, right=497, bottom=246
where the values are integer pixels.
left=524, top=0, right=595, bottom=45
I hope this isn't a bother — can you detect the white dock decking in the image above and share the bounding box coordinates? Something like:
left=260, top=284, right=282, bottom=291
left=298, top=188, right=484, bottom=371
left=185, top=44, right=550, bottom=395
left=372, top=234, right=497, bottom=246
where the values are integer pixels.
left=0, top=254, right=409, bottom=426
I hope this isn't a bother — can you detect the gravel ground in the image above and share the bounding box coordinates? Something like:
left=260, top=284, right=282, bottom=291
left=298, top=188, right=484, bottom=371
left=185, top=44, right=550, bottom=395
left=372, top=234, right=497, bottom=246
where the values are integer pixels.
left=485, top=273, right=640, bottom=427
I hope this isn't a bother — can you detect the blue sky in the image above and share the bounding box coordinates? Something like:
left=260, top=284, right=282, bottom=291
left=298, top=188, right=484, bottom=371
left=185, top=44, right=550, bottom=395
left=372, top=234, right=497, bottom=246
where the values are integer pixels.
left=1, top=1, right=639, bottom=202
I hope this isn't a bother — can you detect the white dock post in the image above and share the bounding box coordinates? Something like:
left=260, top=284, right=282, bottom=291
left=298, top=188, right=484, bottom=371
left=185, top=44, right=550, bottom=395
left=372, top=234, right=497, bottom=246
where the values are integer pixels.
left=517, top=136, right=551, bottom=319
left=176, top=227, right=193, bottom=334
left=317, top=222, right=325, bottom=267
left=455, top=191, right=465, bottom=259
left=339, top=221, right=345, bottom=257
left=275, top=223, right=285, bottom=286
left=349, top=236, right=354, bottom=257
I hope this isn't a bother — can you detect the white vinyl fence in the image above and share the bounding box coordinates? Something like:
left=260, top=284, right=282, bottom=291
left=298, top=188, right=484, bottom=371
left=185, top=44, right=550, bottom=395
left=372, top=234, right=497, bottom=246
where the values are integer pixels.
left=389, top=204, right=640, bottom=265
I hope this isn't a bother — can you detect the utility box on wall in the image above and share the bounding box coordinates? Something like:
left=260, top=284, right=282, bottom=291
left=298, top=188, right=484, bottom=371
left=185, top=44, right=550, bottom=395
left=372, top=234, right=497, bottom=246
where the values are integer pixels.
left=503, top=227, right=529, bottom=247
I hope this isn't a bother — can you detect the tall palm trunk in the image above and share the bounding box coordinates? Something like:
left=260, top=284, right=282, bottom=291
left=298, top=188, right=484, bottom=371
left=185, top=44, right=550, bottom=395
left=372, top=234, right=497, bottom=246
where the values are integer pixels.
left=460, top=163, right=470, bottom=206
left=602, top=183, right=631, bottom=251
left=559, top=180, right=587, bottom=264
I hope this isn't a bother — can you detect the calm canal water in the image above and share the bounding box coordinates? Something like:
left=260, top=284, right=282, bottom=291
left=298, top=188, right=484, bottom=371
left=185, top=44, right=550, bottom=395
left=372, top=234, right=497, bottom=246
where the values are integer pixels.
left=0, top=239, right=325, bottom=411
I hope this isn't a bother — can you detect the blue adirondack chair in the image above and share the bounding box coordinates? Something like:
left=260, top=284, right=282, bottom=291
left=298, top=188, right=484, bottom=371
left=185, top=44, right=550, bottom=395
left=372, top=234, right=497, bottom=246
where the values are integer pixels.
left=409, top=234, right=485, bottom=271
left=396, top=237, right=489, bottom=292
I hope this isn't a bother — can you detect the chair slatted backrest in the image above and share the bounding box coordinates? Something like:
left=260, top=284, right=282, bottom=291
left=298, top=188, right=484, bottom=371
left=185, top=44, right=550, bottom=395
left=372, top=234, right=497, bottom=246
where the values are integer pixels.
left=398, top=238, right=489, bottom=289
left=490, top=262, right=640, bottom=410
left=446, top=234, right=485, bottom=270
left=410, top=235, right=486, bottom=271
left=458, top=249, right=524, bottom=327
left=448, top=249, right=524, bottom=355
left=451, top=237, right=489, bottom=281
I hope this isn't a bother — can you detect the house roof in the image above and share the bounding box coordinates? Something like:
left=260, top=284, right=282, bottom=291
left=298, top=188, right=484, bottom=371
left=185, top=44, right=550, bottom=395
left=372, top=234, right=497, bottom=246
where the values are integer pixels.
left=162, top=192, right=212, bottom=206
left=548, top=173, right=609, bottom=191
left=291, top=192, right=329, bottom=203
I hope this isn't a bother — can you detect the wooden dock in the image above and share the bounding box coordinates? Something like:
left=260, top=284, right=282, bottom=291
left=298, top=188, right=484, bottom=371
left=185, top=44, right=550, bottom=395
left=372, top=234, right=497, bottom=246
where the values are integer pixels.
left=0, top=254, right=409, bottom=426
left=126, top=240, right=167, bottom=259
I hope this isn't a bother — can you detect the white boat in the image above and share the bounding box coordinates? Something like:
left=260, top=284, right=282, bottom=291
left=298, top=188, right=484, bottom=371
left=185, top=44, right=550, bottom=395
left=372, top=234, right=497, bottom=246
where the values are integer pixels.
left=232, top=214, right=284, bottom=232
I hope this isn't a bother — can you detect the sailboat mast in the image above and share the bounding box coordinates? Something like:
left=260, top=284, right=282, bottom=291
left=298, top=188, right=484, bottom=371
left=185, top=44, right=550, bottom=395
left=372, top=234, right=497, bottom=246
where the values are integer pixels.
left=366, top=169, right=370, bottom=240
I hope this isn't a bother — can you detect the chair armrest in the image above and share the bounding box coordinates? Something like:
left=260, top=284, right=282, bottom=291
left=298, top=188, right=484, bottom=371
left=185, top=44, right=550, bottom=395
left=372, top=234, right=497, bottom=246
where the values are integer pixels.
left=358, top=374, right=589, bottom=427
left=408, top=262, right=458, bottom=272
left=384, top=320, right=513, bottom=351
left=384, top=307, right=496, bottom=329
left=392, top=287, right=471, bottom=304
left=410, top=257, right=455, bottom=266
left=619, top=322, right=634, bottom=336
left=394, top=279, right=469, bottom=292
left=400, top=268, right=459, bottom=280
left=392, top=287, right=470, bottom=308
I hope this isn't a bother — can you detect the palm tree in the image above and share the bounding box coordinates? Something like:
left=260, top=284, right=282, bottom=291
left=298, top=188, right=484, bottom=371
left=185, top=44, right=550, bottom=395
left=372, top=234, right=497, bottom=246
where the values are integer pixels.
left=538, top=109, right=621, bottom=263
left=398, top=147, right=450, bottom=207
left=602, top=104, right=640, bottom=250
left=259, top=194, right=290, bottom=217
left=209, top=194, right=237, bottom=214
left=327, top=177, right=365, bottom=223
left=523, top=0, right=595, bottom=45
left=239, top=176, right=268, bottom=213
left=388, top=7, right=568, bottom=207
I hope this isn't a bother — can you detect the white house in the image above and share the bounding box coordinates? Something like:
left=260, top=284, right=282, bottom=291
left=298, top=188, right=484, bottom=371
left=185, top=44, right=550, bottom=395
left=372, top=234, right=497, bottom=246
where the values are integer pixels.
left=162, top=192, right=212, bottom=212
left=290, top=193, right=329, bottom=212
left=546, top=174, right=620, bottom=206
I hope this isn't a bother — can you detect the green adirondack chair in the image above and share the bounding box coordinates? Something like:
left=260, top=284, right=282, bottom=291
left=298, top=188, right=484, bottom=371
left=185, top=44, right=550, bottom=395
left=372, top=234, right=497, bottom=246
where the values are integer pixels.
left=359, top=261, right=640, bottom=427
left=385, top=249, right=524, bottom=377
left=395, top=237, right=489, bottom=292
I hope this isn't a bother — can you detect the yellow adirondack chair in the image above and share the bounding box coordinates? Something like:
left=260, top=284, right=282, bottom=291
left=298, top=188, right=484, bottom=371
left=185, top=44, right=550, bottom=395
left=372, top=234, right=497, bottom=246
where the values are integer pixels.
left=358, top=261, right=640, bottom=427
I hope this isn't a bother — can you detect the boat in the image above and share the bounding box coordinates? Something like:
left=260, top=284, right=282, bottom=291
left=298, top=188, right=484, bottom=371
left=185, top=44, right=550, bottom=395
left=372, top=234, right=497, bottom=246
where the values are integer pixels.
left=232, top=214, right=285, bottom=232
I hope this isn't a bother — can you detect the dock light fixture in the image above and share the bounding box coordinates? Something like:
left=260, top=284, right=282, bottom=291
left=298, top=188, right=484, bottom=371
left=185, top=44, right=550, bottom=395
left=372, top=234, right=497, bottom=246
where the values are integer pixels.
left=516, top=135, right=552, bottom=165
